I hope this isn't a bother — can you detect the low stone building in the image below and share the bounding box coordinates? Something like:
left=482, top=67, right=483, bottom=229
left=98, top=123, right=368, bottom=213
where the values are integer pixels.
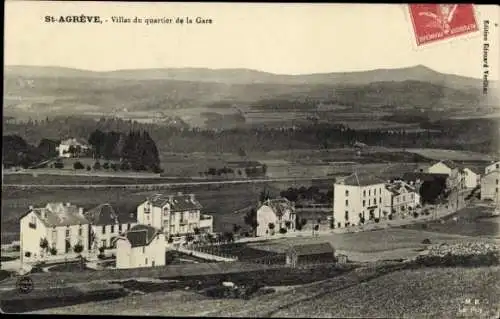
left=285, top=242, right=335, bottom=267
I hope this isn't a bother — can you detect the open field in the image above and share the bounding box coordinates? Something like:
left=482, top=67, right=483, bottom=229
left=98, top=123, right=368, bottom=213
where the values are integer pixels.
left=404, top=148, right=496, bottom=162
left=27, top=264, right=500, bottom=317
left=273, top=266, right=500, bottom=318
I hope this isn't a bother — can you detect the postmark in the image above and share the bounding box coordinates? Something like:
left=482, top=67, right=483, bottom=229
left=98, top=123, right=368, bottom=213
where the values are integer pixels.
left=408, top=4, right=479, bottom=46
left=15, top=276, right=34, bottom=294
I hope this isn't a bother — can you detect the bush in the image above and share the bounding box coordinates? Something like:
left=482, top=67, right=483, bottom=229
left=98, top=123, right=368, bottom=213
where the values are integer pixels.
left=103, top=162, right=110, bottom=169
left=98, top=246, right=105, bottom=253
left=97, top=254, right=106, bottom=260
left=24, top=251, right=31, bottom=258
left=374, top=218, right=380, bottom=223
left=86, top=165, right=91, bottom=171
left=120, top=162, right=130, bottom=170
left=93, top=161, right=101, bottom=170
left=279, top=228, right=287, bottom=234
left=421, top=238, right=431, bottom=244
left=110, top=163, right=118, bottom=171
left=413, top=212, right=419, bottom=218
left=73, top=161, right=84, bottom=169
left=50, top=247, right=57, bottom=255
left=388, top=214, right=393, bottom=220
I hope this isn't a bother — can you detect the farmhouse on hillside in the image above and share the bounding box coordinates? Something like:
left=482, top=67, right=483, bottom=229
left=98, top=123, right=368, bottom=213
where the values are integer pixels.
left=480, top=170, right=500, bottom=203
left=425, top=160, right=464, bottom=190
left=383, top=180, right=421, bottom=219
left=83, top=203, right=138, bottom=252
left=115, top=224, right=165, bottom=269
left=333, top=173, right=388, bottom=228
left=57, top=138, right=91, bottom=158
left=256, top=198, right=296, bottom=237
left=136, top=192, right=213, bottom=238
left=460, top=167, right=481, bottom=189
left=20, top=202, right=90, bottom=264
left=485, top=161, right=500, bottom=175
left=285, top=242, right=335, bottom=267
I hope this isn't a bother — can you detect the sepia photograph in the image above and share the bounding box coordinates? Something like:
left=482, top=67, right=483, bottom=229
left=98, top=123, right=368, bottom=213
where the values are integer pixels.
left=1, top=1, right=500, bottom=317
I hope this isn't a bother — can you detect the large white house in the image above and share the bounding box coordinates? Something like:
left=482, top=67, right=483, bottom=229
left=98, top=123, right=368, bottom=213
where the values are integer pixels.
left=83, top=203, right=138, bottom=252
left=383, top=180, right=421, bottom=219
left=115, top=224, right=166, bottom=269
left=485, top=161, right=500, bottom=175
left=57, top=138, right=91, bottom=158
left=460, top=167, right=481, bottom=189
left=20, top=202, right=90, bottom=264
left=256, top=198, right=296, bottom=237
left=136, top=193, right=213, bottom=238
left=481, top=170, right=500, bottom=203
left=333, top=173, right=388, bottom=228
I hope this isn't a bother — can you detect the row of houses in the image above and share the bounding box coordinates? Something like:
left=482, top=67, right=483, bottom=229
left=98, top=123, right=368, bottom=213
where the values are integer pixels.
left=20, top=192, right=213, bottom=269
left=256, top=160, right=500, bottom=233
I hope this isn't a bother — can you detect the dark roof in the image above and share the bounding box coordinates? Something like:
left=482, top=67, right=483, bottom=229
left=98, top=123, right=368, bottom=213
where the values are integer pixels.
left=341, top=173, right=385, bottom=187
left=31, top=203, right=88, bottom=227
left=121, top=224, right=161, bottom=248
left=147, top=193, right=203, bottom=211
left=287, top=242, right=334, bottom=256
left=84, top=203, right=137, bottom=225
left=402, top=172, right=448, bottom=183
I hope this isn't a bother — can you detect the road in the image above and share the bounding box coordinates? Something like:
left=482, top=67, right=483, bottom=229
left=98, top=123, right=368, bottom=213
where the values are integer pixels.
left=1, top=176, right=335, bottom=189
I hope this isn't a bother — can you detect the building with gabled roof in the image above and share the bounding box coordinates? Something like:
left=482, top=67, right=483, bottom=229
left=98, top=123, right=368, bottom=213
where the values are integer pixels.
left=20, top=202, right=90, bottom=264
left=136, top=192, right=213, bottom=238
left=256, top=198, right=296, bottom=237
left=115, top=224, right=166, bottom=269
left=285, top=242, right=335, bottom=267
left=480, top=170, right=500, bottom=203
left=382, top=180, right=421, bottom=219
left=84, top=203, right=138, bottom=251
left=57, top=137, right=91, bottom=158
left=333, top=172, right=388, bottom=228
left=485, top=161, right=500, bottom=175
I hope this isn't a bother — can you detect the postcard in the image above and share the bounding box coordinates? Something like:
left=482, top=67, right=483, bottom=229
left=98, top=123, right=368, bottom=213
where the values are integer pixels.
left=2, top=1, right=499, bottom=317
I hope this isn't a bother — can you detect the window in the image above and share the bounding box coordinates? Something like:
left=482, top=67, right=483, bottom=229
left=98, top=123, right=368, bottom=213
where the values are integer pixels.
left=127, top=223, right=131, bottom=230
left=102, top=226, right=106, bottom=234
left=496, top=179, right=499, bottom=185
left=65, top=228, right=70, bottom=238
left=363, top=190, right=366, bottom=197
left=78, top=227, right=82, bottom=236
left=362, top=200, right=366, bottom=207
left=368, top=189, right=371, bottom=196
left=496, top=164, right=499, bottom=169
left=374, top=189, right=377, bottom=195
left=379, top=197, right=382, bottom=204
left=345, top=211, right=349, bottom=220
left=345, top=190, right=349, bottom=197
left=496, top=188, right=498, bottom=193
left=29, top=215, right=37, bottom=229
left=145, top=258, right=148, bottom=265
left=142, top=247, right=145, bottom=254
left=101, top=239, right=107, bottom=248
left=368, top=199, right=371, bottom=205
left=403, top=196, right=406, bottom=202
left=345, top=200, right=349, bottom=206
left=51, top=229, right=57, bottom=243
left=119, top=224, right=122, bottom=232
left=111, top=225, right=115, bottom=233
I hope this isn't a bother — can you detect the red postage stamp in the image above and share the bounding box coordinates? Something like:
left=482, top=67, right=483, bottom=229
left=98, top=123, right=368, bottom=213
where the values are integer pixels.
left=408, top=4, right=479, bottom=46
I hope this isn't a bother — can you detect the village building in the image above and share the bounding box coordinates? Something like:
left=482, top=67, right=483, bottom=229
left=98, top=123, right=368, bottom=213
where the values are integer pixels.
left=480, top=170, right=500, bottom=203
left=115, top=224, right=165, bottom=269
left=460, top=167, right=481, bottom=189
left=485, top=161, right=500, bottom=175
left=383, top=180, right=421, bottom=218
left=333, top=173, right=388, bottom=228
left=426, top=160, right=464, bottom=190
left=57, top=138, right=91, bottom=158
left=136, top=193, right=213, bottom=238
left=285, top=242, right=335, bottom=267
left=19, top=202, right=90, bottom=264
left=83, top=203, right=138, bottom=252
left=256, top=198, right=296, bottom=237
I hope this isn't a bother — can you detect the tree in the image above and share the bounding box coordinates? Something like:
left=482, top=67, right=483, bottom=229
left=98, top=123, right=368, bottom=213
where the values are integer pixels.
left=39, top=238, right=49, bottom=250
left=223, top=232, right=234, bottom=243
left=68, top=145, right=77, bottom=157
left=193, top=227, right=200, bottom=235
left=74, top=243, right=84, bottom=254
left=243, top=208, right=258, bottom=236
left=73, top=161, right=84, bottom=170
left=279, top=228, right=287, bottom=234
left=50, top=247, right=57, bottom=256
left=268, top=223, right=275, bottom=231
left=259, top=189, right=271, bottom=202
left=186, top=234, right=194, bottom=242
left=284, top=221, right=291, bottom=229
left=103, top=162, right=110, bottom=169
left=93, top=161, right=101, bottom=170
left=232, top=224, right=241, bottom=233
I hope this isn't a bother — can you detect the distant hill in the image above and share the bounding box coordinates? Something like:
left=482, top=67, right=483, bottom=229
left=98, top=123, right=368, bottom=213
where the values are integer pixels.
left=4, top=65, right=482, bottom=90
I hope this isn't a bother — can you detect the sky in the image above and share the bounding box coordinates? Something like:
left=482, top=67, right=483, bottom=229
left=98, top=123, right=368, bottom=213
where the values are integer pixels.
left=4, top=2, right=500, bottom=80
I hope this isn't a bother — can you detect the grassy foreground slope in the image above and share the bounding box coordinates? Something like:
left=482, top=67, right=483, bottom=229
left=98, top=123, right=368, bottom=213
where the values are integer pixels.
left=31, top=266, right=500, bottom=318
